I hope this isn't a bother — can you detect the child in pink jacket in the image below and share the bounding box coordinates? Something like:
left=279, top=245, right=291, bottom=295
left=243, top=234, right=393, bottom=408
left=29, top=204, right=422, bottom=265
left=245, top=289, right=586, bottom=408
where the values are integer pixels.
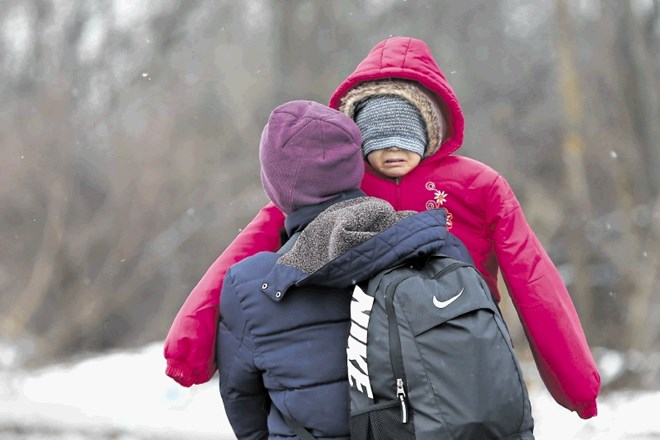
left=164, top=36, right=600, bottom=419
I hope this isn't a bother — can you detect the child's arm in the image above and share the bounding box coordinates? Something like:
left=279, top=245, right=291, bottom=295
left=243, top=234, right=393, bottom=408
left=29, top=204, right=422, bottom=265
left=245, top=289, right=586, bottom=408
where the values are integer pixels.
left=163, top=202, right=285, bottom=387
left=487, top=175, right=600, bottom=419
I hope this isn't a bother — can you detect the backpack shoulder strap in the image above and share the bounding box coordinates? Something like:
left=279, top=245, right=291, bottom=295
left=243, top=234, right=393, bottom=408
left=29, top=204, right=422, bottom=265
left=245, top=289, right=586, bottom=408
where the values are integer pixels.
left=277, top=231, right=302, bottom=255
left=282, top=414, right=317, bottom=440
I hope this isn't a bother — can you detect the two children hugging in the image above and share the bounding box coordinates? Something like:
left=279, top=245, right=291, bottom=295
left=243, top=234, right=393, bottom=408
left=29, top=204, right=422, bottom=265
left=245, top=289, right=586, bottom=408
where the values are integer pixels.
left=165, top=36, right=600, bottom=421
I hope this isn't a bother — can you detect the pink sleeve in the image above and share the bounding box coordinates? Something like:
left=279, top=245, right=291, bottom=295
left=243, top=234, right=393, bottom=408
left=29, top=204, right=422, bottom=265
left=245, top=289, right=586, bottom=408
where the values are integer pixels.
left=163, top=202, right=285, bottom=387
left=487, top=175, right=600, bottom=419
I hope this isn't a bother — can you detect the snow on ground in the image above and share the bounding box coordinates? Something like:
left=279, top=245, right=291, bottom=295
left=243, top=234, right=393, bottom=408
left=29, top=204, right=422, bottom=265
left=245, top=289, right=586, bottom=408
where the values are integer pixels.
left=0, top=342, right=658, bottom=439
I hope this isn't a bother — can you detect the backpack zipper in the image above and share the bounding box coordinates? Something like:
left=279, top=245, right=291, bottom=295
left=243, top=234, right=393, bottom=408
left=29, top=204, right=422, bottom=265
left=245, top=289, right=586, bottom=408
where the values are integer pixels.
left=385, top=274, right=412, bottom=424
left=396, top=378, right=408, bottom=423
left=431, top=260, right=470, bottom=279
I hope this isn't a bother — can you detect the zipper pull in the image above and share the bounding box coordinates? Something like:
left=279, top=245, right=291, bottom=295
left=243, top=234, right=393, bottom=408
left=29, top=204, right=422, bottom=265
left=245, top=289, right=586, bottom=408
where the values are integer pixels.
left=396, top=378, right=409, bottom=424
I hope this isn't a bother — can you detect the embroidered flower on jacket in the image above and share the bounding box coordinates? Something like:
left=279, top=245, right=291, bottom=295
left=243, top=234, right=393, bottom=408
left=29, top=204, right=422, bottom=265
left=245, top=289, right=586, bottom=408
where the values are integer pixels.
left=425, top=181, right=447, bottom=208
left=425, top=181, right=454, bottom=229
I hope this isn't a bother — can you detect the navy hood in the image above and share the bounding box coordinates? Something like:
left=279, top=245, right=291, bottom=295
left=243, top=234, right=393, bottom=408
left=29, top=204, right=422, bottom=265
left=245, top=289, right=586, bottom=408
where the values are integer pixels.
left=259, top=197, right=468, bottom=302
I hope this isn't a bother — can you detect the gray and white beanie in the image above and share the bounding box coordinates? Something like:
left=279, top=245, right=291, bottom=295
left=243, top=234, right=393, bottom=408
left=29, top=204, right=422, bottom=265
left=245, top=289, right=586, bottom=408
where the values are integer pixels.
left=354, top=95, right=428, bottom=158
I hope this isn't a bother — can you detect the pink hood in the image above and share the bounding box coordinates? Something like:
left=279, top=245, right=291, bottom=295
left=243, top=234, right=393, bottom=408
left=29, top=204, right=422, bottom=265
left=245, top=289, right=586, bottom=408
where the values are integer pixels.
left=330, top=36, right=464, bottom=160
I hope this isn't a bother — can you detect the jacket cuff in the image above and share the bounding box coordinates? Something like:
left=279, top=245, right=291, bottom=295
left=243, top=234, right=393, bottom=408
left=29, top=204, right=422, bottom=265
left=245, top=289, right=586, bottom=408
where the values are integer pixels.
left=577, top=400, right=598, bottom=419
left=165, top=361, right=216, bottom=387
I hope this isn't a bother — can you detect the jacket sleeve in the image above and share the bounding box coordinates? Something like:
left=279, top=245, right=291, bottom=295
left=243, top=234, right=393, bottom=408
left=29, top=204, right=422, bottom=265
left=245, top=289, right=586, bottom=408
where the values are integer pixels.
left=163, top=202, right=285, bottom=387
left=486, top=175, right=601, bottom=419
left=218, top=270, right=269, bottom=440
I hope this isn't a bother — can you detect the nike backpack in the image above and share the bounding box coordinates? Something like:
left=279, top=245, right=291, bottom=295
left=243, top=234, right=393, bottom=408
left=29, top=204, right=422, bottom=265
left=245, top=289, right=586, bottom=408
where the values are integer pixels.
left=346, top=253, right=535, bottom=440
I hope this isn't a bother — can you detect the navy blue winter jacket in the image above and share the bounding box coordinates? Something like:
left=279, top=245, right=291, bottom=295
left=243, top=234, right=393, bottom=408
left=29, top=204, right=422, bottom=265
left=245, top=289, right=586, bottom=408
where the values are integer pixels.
left=216, top=195, right=461, bottom=440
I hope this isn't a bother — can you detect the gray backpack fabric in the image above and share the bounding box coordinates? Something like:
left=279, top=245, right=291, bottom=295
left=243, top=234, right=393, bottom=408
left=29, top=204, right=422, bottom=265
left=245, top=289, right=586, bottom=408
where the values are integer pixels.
left=347, top=254, right=535, bottom=440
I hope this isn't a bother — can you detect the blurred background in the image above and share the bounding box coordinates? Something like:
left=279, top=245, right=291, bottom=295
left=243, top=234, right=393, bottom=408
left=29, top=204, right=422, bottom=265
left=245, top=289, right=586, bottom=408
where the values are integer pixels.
left=0, top=0, right=658, bottom=426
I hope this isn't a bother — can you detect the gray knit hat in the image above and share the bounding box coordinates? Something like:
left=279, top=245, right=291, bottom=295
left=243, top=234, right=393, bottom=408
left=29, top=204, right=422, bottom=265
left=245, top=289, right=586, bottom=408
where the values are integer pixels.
left=339, top=80, right=444, bottom=158
left=354, top=95, right=428, bottom=158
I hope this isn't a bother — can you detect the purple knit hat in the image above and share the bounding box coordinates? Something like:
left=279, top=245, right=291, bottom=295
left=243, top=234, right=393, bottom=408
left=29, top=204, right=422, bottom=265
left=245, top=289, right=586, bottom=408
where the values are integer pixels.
left=259, top=100, right=364, bottom=214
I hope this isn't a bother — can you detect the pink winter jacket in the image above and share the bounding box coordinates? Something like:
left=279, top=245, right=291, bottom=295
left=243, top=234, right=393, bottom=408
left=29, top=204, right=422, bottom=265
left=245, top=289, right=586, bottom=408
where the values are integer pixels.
left=164, top=37, right=600, bottom=419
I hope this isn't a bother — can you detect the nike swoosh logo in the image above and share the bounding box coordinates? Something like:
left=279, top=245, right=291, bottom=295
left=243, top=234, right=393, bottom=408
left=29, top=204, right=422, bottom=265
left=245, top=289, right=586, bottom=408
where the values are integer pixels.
left=433, top=287, right=465, bottom=309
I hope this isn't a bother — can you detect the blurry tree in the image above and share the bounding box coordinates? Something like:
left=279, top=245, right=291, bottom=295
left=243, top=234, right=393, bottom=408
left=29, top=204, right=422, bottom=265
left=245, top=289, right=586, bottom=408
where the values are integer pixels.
left=0, top=0, right=274, bottom=364
left=554, top=0, right=596, bottom=346
left=0, top=0, right=657, bottom=391
left=547, top=0, right=659, bottom=388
